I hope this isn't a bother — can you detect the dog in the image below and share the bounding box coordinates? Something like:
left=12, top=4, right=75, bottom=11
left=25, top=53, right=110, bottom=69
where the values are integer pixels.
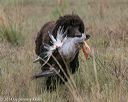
left=33, top=14, right=90, bottom=90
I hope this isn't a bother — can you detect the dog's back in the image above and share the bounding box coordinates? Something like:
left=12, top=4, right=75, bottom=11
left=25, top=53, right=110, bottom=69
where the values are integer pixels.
left=35, top=21, right=55, bottom=56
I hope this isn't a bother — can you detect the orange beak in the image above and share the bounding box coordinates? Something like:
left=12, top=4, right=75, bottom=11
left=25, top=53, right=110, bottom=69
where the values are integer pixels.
left=82, top=41, right=91, bottom=59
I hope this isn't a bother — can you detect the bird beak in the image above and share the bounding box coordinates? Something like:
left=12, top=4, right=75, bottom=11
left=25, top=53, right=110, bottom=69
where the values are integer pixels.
left=82, top=41, right=91, bottom=59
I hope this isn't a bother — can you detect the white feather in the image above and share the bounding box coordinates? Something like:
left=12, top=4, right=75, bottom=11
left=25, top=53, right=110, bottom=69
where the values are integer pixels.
left=58, top=34, right=86, bottom=62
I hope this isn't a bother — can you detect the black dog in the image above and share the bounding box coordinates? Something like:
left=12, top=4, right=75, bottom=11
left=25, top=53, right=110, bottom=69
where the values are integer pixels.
left=34, top=14, right=90, bottom=90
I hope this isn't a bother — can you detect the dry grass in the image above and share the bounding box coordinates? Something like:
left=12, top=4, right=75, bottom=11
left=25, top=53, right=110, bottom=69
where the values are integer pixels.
left=0, top=0, right=128, bottom=102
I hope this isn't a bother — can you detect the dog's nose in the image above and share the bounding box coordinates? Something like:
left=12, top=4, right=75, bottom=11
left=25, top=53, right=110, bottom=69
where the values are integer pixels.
left=86, top=34, right=90, bottom=40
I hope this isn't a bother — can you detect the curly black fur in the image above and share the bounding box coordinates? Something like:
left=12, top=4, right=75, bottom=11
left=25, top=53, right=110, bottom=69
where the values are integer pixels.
left=52, top=15, right=84, bottom=37
left=35, top=14, right=85, bottom=91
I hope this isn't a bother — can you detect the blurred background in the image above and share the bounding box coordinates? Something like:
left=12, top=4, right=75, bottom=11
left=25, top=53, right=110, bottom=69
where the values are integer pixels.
left=0, top=0, right=128, bottom=102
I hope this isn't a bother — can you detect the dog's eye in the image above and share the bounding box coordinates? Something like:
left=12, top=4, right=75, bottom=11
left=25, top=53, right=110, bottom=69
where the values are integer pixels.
left=66, top=26, right=82, bottom=38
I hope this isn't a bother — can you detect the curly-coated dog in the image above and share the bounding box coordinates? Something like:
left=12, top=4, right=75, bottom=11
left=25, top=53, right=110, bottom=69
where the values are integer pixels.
left=33, top=14, right=90, bottom=90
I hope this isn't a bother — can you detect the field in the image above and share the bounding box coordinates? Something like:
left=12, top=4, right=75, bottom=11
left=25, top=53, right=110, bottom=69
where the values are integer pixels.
left=0, top=0, right=128, bottom=102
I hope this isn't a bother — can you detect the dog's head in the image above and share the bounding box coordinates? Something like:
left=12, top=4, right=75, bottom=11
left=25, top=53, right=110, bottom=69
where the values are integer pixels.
left=52, top=14, right=90, bottom=39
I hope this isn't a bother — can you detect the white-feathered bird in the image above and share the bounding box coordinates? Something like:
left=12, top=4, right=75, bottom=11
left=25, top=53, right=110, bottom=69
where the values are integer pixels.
left=34, top=26, right=91, bottom=65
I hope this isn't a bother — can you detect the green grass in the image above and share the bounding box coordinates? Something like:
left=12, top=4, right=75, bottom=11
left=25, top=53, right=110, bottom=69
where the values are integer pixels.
left=0, top=0, right=128, bottom=102
left=0, top=25, right=24, bottom=45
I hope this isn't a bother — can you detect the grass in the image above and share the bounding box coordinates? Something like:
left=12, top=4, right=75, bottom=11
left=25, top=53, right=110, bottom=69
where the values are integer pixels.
left=0, top=4, right=24, bottom=45
left=0, top=0, right=128, bottom=102
left=0, top=25, right=24, bottom=45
